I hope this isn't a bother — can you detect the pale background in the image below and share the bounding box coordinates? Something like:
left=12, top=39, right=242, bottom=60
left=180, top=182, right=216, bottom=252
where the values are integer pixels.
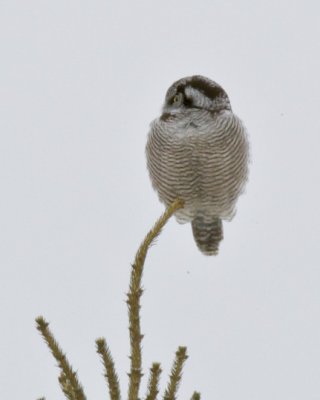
left=1, top=1, right=320, bottom=399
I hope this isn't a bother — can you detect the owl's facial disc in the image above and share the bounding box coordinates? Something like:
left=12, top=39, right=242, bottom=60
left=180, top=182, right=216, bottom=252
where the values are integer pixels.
left=161, top=75, right=231, bottom=118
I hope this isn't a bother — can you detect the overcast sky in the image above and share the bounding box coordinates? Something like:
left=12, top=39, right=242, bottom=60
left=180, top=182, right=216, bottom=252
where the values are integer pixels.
left=1, top=1, right=320, bottom=399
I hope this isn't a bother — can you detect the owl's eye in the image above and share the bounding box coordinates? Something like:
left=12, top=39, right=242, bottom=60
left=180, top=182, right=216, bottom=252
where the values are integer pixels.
left=171, top=93, right=183, bottom=104
left=173, top=94, right=180, bottom=103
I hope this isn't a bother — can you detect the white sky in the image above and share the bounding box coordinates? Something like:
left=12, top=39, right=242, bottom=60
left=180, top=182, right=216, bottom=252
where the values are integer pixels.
left=1, top=0, right=320, bottom=399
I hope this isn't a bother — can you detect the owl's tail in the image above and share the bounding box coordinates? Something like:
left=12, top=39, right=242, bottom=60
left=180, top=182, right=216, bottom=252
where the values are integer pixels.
left=191, top=216, right=223, bottom=256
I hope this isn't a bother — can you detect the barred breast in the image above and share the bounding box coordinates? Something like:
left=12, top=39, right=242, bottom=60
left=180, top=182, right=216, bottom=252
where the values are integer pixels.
left=146, top=110, right=249, bottom=224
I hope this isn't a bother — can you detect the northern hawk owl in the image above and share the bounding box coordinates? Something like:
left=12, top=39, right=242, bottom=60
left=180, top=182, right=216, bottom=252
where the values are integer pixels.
left=146, top=75, right=249, bottom=255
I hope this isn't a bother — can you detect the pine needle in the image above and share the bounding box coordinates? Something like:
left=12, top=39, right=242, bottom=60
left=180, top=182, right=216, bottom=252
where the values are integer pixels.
left=96, top=337, right=121, bottom=400
left=145, top=362, right=162, bottom=400
left=127, top=199, right=184, bottom=400
left=163, top=347, right=188, bottom=400
left=35, top=316, right=86, bottom=400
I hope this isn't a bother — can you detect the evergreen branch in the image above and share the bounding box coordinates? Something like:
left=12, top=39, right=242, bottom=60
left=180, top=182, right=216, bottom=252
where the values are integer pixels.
left=35, top=316, right=86, bottom=400
left=145, top=362, right=162, bottom=400
left=58, top=372, right=80, bottom=400
left=96, top=337, right=121, bottom=400
left=127, top=199, right=185, bottom=400
left=163, top=347, right=188, bottom=400
left=190, top=391, right=201, bottom=400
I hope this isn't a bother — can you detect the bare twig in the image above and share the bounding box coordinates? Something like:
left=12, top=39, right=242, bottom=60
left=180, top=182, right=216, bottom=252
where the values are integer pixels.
left=127, top=199, right=184, bottom=400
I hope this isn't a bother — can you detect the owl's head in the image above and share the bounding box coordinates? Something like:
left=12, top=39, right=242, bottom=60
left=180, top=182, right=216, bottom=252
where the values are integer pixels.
left=161, top=75, right=231, bottom=116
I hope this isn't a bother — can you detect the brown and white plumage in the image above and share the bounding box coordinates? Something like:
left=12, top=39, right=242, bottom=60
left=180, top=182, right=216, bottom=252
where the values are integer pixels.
left=146, top=75, right=249, bottom=255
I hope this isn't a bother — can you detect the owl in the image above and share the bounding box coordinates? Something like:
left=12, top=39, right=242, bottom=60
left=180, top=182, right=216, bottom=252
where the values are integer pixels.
left=146, top=75, right=249, bottom=255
